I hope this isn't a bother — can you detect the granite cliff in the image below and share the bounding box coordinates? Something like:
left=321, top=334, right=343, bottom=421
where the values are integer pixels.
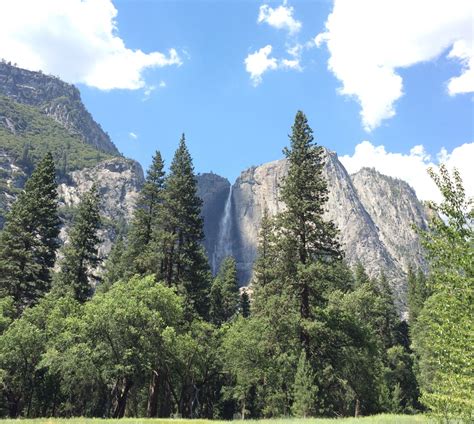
left=0, top=63, right=143, bottom=258
left=197, top=150, right=428, bottom=312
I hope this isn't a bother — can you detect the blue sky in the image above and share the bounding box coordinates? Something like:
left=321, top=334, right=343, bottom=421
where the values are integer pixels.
left=0, top=0, right=473, bottom=200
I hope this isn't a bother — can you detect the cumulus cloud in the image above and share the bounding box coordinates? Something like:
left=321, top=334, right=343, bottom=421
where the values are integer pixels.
left=244, top=44, right=302, bottom=85
left=128, top=132, right=138, bottom=140
left=0, top=0, right=182, bottom=90
left=258, top=2, right=302, bottom=35
left=244, top=45, right=279, bottom=85
left=339, top=141, right=474, bottom=202
left=316, top=0, right=474, bottom=131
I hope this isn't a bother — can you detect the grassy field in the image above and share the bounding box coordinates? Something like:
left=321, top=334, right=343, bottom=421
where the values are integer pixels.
left=0, top=414, right=428, bottom=424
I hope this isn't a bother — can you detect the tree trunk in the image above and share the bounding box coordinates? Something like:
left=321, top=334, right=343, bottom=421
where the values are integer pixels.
left=300, top=281, right=311, bottom=357
left=7, top=392, right=21, bottom=418
left=112, top=378, right=133, bottom=418
left=147, top=370, right=159, bottom=417
left=355, top=398, right=360, bottom=417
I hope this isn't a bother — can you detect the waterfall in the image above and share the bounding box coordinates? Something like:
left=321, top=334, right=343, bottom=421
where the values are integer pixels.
left=213, top=185, right=233, bottom=274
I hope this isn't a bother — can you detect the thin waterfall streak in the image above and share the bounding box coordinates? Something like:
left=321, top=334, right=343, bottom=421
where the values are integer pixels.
left=213, top=185, right=233, bottom=274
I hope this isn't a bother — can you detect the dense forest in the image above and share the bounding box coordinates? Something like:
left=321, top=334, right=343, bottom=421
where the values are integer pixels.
left=0, top=112, right=472, bottom=421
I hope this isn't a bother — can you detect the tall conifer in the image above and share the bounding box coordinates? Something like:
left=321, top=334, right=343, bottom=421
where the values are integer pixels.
left=128, top=151, right=166, bottom=275
left=278, top=111, right=342, bottom=353
left=210, top=256, right=239, bottom=325
left=55, top=185, right=102, bottom=302
left=0, top=153, right=60, bottom=312
left=161, top=135, right=211, bottom=318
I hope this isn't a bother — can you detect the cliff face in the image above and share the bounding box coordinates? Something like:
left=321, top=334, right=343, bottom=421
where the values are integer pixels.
left=351, top=168, right=428, bottom=273
left=196, top=173, right=231, bottom=273
left=199, top=149, right=428, bottom=313
left=0, top=63, right=141, bottom=257
left=0, top=62, right=118, bottom=154
left=58, top=158, right=144, bottom=258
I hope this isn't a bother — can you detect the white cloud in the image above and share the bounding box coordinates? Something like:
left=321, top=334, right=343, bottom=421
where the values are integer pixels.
left=447, top=40, right=474, bottom=95
left=128, top=132, right=138, bottom=140
left=244, top=45, right=278, bottom=85
left=0, top=0, right=182, bottom=90
left=280, top=58, right=301, bottom=70
left=159, top=80, right=167, bottom=88
left=142, top=85, right=156, bottom=101
left=340, top=141, right=474, bottom=202
left=316, top=0, right=474, bottom=131
left=244, top=44, right=302, bottom=85
left=258, top=2, right=302, bottom=35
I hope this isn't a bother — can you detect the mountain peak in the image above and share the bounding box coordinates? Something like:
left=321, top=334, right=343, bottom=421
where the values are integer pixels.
left=0, top=61, right=119, bottom=155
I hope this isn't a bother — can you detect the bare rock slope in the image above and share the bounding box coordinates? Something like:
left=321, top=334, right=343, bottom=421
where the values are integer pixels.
left=198, top=149, right=428, bottom=312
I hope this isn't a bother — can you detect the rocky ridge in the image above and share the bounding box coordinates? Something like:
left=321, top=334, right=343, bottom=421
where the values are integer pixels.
left=0, top=61, right=118, bottom=154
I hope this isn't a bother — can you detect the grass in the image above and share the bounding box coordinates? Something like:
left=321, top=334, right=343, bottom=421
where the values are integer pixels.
left=0, top=414, right=428, bottom=424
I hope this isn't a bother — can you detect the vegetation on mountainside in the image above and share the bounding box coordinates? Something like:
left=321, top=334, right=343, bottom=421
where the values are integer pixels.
left=0, top=94, right=114, bottom=175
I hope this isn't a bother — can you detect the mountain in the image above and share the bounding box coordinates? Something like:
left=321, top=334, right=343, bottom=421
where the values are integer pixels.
left=197, top=150, right=428, bottom=313
left=0, top=61, right=118, bottom=154
left=0, top=62, right=143, bottom=249
left=0, top=63, right=428, bottom=312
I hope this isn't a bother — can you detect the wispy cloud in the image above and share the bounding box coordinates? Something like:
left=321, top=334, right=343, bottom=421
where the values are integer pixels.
left=128, top=132, right=138, bottom=140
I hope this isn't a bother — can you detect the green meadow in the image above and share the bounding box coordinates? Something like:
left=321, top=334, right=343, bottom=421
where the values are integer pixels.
left=0, top=414, right=429, bottom=424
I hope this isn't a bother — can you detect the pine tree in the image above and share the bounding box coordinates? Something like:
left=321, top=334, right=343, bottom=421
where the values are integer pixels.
left=240, top=291, right=251, bottom=318
left=55, top=185, right=102, bottom=302
left=0, top=153, right=60, bottom=312
left=210, top=256, right=239, bottom=325
left=277, top=111, right=342, bottom=354
left=127, top=151, right=166, bottom=275
left=101, top=234, right=127, bottom=291
left=292, top=351, right=317, bottom=417
left=378, top=273, right=399, bottom=349
left=252, top=207, right=276, bottom=290
left=161, top=134, right=211, bottom=318
left=354, top=262, right=370, bottom=287
left=407, top=266, right=430, bottom=324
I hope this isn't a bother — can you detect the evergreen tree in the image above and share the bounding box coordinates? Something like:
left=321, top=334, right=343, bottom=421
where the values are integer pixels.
left=55, top=185, right=102, bottom=302
left=252, top=207, right=276, bottom=290
left=161, top=134, right=211, bottom=318
left=210, top=256, right=239, bottom=325
left=240, top=291, right=250, bottom=318
left=0, top=153, right=60, bottom=312
left=277, top=110, right=342, bottom=354
left=407, top=266, right=430, bottom=324
left=292, top=351, right=317, bottom=417
left=354, top=262, right=370, bottom=287
left=101, top=234, right=127, bottom=291
left=127, top=151, right=166, bottom=275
